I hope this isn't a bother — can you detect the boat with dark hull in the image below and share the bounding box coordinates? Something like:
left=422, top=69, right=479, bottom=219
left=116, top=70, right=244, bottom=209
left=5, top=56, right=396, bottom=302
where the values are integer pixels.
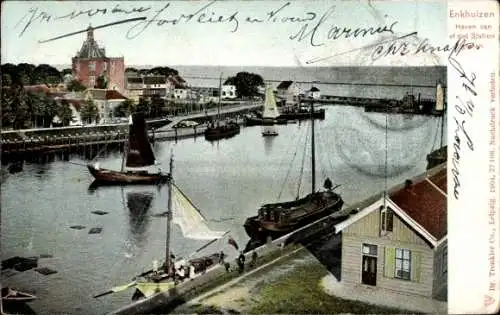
left=88, top=113, right=170, bottom=185
left=204, top=121, right=240, bottom=141
left=244, top=95, right=343, bottom=242
left=244, top=115, right=287, bottom=126
left=278, top=107, right=325, bottom=120
left=204, top=74, right=240, bottom=141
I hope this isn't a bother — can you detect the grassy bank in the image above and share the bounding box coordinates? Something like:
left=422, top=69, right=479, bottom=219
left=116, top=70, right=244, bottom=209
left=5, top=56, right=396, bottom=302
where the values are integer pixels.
left=247, top=259, right=415, bottom=314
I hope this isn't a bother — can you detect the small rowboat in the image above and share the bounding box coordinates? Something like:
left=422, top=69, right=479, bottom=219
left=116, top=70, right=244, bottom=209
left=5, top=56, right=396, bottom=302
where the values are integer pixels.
left=2, top=287, right=37, bottom=304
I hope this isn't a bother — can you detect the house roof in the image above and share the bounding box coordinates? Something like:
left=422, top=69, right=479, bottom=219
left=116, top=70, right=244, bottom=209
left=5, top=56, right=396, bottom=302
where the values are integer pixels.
left=310, top=86, right=320, bottom=92
left=24, top=85, right=51, bottom=94
left=87, top=89, right=127, bottom=100
left=143, top=76, right=166, bottom=85
left=167, top=75, right=186, bottom=89
left=335, top=164, right=447, bottom=248
left=76, top=27, right=106, bottom=58
left=390, top=168, right=447, bottom=240
left=105, top=89, right=127, bottom=100
left=277, top=81, right=293, bottom=90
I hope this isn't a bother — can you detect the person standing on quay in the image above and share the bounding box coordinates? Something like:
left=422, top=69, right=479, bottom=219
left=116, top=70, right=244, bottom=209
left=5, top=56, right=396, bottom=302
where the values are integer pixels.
left=237, top=251, right=245, bottom=274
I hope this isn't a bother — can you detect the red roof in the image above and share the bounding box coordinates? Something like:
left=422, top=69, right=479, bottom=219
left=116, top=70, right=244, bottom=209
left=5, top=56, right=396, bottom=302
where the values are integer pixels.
left=390, top=168, right=447, bottom=240
left=24, top=85, right=51, bottom=94
left=105, top=90, right=127, bottom=100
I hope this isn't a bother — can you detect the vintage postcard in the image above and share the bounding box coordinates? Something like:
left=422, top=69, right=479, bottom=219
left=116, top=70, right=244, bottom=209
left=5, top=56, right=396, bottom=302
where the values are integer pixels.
left=1, top=0, right=498, bottom=314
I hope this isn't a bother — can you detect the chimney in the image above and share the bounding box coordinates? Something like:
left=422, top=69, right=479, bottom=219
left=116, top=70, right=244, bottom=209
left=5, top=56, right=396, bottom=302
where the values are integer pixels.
left=405, top=179, right=413, bottom=190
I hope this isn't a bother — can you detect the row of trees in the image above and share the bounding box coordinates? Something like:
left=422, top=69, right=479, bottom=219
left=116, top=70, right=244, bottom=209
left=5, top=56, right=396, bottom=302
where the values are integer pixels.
left=2, top=86, right=73, bottom=129
left=1, top=63, right=69, bottom=87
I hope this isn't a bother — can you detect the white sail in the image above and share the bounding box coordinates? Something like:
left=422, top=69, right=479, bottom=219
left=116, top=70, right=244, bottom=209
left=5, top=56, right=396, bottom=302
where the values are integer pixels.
left=171, top=184, right=226, bottom=240
left=262, top=87, right=280, bottom=119
left=435, top=83, right=444, bottom=111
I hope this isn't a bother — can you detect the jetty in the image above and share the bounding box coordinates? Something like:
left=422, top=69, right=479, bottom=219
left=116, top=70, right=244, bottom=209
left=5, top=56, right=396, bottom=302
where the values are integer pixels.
left=0, top=103, right=261, bottom=157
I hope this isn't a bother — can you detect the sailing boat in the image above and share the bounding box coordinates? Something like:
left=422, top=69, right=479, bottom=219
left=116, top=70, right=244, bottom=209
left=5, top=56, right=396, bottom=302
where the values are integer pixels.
left=87, top=112, right=170, bottom=185
left=94, top=152, right=231, bottom=301
left=261, top=87, right=280, bottom=137
left=244, top=95, right=343, bottom=242
left=204, top=74, right=240, bottom=141
left=426, top=82, right=447, bottom=169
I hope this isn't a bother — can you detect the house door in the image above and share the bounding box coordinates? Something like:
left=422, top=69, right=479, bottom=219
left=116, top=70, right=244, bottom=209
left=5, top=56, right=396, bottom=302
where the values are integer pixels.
left=361, top=255, right=377, bottom=286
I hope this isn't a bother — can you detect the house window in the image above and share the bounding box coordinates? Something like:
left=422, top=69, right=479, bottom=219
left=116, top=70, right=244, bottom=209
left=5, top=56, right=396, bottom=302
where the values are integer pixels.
left=89, top=61, right=96, bottom=72
left=395, top=248, right=411, bottom=280
left=103, top=63, right=107, bottom=71
left=362, top=243, right=377, bottom=256
left=381, top=207, right=394, bottom=232
left=442, top=246, right=447, bottom=275
left=89, top=76, right=96, bottom=87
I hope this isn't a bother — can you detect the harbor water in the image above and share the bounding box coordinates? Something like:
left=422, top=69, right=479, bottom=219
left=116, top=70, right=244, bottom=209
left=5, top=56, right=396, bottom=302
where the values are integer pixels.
left=1, top=104, right=447, bottom=315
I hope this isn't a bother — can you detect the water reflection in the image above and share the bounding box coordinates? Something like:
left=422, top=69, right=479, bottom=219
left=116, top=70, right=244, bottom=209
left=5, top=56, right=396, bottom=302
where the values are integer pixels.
left=263, top=135, right=276, bottom=156
left=123, top=190, right=154, bottom=247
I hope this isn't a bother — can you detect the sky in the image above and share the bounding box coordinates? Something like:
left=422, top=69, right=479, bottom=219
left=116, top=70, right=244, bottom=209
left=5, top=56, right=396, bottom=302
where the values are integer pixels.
left=1, top=0, right=447, bottom=67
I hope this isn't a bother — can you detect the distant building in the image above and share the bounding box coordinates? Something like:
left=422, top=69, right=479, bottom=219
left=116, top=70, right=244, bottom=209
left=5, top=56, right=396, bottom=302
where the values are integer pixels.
left=84, top=89, right=128, bottom=124
left=306, top=86, right=321, bottom=99
left=221, top=85, right=236, bottom=99
left=72, top=26, right=125, bottom=93
left=276, top=81, right=301, bottom=106
left=125, top=75, right=144, bottom=103
left=334, top=164, right=447, bottom=305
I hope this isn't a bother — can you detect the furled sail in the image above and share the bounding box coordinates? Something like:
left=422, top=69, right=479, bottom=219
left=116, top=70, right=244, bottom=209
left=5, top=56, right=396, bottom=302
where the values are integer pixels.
left=171, top=184, right=226, bottom=240
left=262, top=87, right=280, bottom=119
left=435, top=83, right=444, bottom=111
left=126, top=112, right=156, bottom=167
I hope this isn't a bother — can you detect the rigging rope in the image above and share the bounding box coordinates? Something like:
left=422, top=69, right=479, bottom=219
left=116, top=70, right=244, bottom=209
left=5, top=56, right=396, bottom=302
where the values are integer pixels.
left=296, top=122, right=310, bottom=199
left=270, top=122, right=303, bottom=195
left=277, top=122, right=308, bottom=201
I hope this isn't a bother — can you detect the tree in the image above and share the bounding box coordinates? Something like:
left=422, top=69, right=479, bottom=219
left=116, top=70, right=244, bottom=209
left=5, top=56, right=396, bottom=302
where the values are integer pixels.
left=96, top=75, right=108, bottom=89
left=148, top=66, right=178, bottom=76
left=114, top=99, right=136, bottom=117
left=150, top=94, right=164, bottom=118
left=224, top=72, right=264, bottom=98
left=67, top=79, right=87, bottom=92
left=136, top=97, right=151, bottom=116
left=57, top=99, right=73, bottom=126
left=125, top=67, right=138, bottom=73
left=80, top=99, right=99, bottom=124
left=61, top=68, right=73, bottom=76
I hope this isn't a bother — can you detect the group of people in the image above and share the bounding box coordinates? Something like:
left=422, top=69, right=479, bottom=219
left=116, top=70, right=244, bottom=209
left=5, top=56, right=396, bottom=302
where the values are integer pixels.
left=218, top=250, right=258, bottom=274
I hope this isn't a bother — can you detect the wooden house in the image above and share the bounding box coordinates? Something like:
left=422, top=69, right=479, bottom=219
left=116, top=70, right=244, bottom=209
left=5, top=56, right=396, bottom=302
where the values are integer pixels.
left=334, top=164, right=447, bottom=301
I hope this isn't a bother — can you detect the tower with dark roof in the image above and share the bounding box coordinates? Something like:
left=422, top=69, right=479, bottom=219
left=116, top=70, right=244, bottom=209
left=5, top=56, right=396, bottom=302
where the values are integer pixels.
left=71, top=25, right=125, bottom=93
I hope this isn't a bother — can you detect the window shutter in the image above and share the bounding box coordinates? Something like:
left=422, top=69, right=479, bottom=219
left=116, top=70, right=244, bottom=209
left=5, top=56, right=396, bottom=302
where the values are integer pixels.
left=384, top=247, right=395, bottom=277
left=411, top=251, right=421, bottom=282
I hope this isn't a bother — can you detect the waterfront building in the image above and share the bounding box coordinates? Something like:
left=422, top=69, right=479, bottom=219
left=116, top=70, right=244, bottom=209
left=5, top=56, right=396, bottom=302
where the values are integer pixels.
left=71, top=26, right=125, bottom=93
left=276, top=80, right=301, bottom=106
left=306, top=86, right=321, bottom=100
left=221, top=85, right=237, bottom=99
left=334, top=163, right=447, bottom=303
left=84, top=89, right=128, bottom=124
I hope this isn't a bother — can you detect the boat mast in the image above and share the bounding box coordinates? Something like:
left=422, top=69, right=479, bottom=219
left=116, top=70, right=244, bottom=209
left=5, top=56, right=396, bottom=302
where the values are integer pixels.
left=218, top=73, right=222, bottom=122
left=121, top=140, right=127, bottom=172
left=164, top=151, right=173, bottom=274
left=310, top=94, right=316, bottom=194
